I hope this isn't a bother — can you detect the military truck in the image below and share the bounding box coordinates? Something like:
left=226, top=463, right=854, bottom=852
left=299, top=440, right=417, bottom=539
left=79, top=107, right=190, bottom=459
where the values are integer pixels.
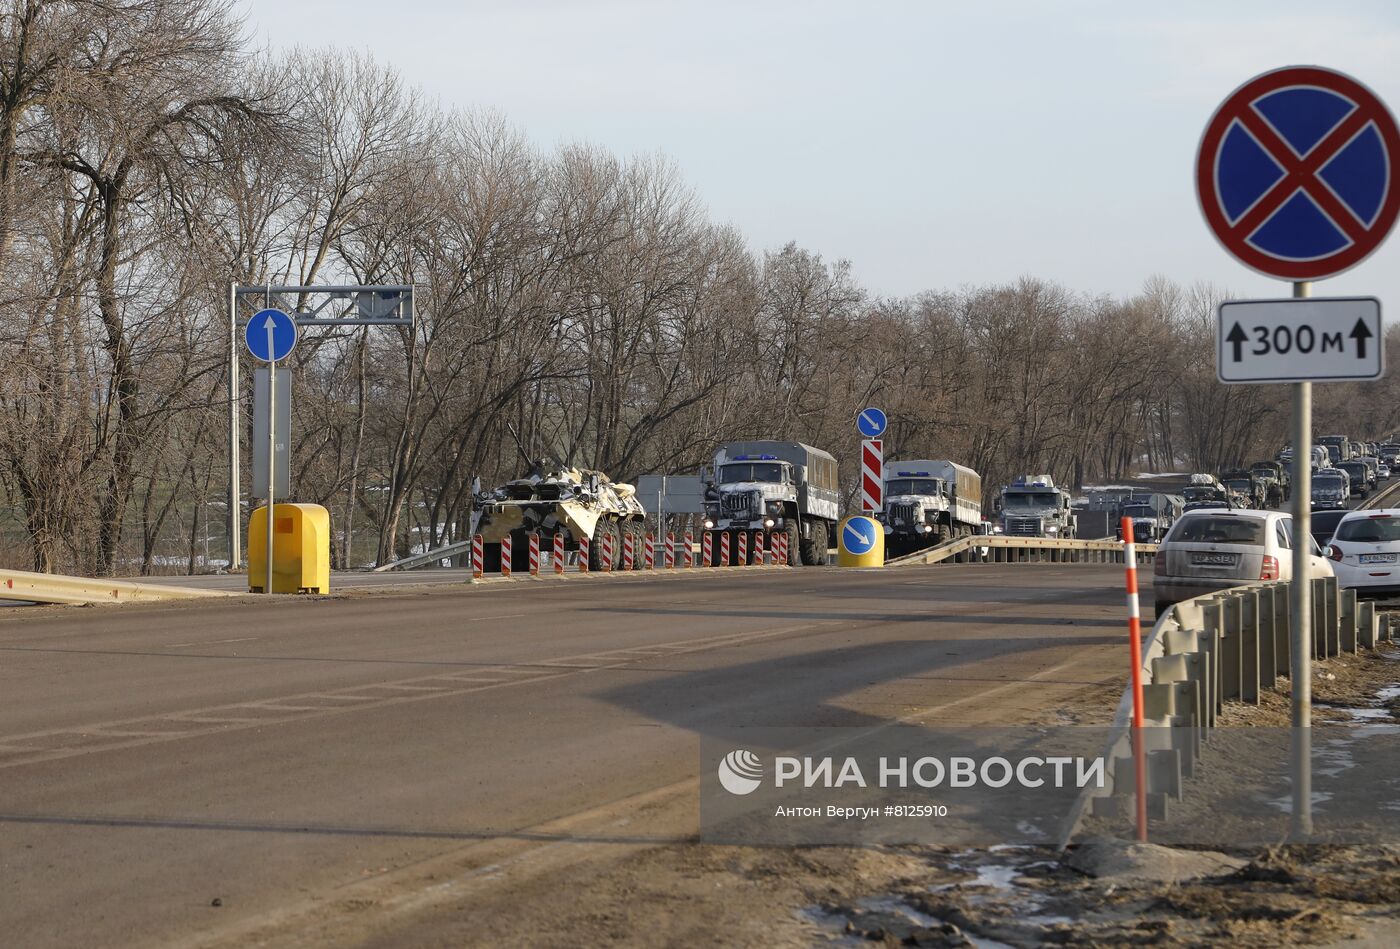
left=1249, top=460, right=1289, bottom=506
left=1220, top=468, right=1266, bottom=509
left=877, top=460, right=983, bottom=555
left=473, top=462, right=647, bottom=571
left=997, top=475, right=1077, bottom=538
left=702, top=441, right=839, bottom=566
left=1120, top=493, right=1184, bottom=543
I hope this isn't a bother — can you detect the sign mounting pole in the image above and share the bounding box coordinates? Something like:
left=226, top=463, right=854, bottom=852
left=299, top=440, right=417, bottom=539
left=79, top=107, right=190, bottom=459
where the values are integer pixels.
left=1289, top=280, right=1312, bottom=839
left=266, top=316, right=278, bottom=597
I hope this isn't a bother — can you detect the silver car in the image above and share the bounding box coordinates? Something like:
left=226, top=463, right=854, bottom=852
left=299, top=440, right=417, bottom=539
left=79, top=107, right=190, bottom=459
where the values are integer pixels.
left=1153, top=509, right=1334, bottom=615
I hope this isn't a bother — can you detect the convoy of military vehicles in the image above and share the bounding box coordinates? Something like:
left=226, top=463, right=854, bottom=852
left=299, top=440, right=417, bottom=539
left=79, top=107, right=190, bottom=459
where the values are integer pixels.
left=457, top=431, right=1399, bottom=571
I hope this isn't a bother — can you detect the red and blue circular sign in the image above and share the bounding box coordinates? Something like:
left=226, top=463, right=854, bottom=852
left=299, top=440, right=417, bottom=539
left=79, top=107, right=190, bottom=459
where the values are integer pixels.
left=1196, top=66, right=1400, bottom=281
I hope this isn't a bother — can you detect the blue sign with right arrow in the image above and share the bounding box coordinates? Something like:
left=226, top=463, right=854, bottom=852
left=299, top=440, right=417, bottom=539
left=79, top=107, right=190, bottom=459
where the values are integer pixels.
left=856, top=407, right=887, bottom=438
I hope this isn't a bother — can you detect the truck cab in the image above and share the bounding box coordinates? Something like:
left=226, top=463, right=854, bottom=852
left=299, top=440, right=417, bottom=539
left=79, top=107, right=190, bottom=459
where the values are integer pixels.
left=702, top=441, right=840, bottom=566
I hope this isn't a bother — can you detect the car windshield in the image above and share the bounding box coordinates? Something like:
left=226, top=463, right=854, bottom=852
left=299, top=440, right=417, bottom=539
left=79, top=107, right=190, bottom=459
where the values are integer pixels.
left=1223, top=479, right=1251, bottom=491
left=1339, top=463, right=1366, bottom=479
left=1170, top=516, right=1265, bottom=545
left=1003, top=492, right=1057, bottom=508
left=1335, top=516, right=1400, bottom=543
left=719, top=463, right=785, bottom=483
left=886, top=478, right=941, bottom=496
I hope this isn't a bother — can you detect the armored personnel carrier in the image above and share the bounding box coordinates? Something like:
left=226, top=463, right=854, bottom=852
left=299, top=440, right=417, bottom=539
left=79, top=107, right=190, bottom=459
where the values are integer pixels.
left=474, top=462, right=647, bottom=571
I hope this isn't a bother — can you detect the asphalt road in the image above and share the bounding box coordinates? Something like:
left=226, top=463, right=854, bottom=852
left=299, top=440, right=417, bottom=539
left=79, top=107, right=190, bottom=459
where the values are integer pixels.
left=0, top=563, right=1132, bottom=948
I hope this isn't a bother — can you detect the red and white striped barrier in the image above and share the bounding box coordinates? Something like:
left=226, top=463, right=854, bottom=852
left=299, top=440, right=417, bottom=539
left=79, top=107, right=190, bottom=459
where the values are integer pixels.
left=500, top=534, right=513, bottom=579
left=644, top=533, right=655, bottom=569
left=553, top=533, right=565, bottom=575
left=472, top=534, right=484, bottom=579
left=702, top=531, right=713, bottom=567
left=719, top=531, right=730, bottom=566
left=622, top=531, right=635, bottom=571
left=861, top=437, right=883, bottom=512
left=776, top=532, right=787, bottom=566
left=756, top=531, right=767, bottom=565
left=683, top=531, right=694, bottom=568
left=664, top=533, right=675, bottom=569
left=737, top=531, right=748, bottom=565
left=602, top=532, right=613, bottom=572
left=579, top=535, right=590, bottom=574
left=529, top=532, right=540, bottom=577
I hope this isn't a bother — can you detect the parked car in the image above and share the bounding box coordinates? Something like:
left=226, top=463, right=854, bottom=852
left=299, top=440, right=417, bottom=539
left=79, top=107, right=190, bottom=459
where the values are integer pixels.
left=1324, top=509, right=1400, bottom=597
left=1310, top=509, right=1351, bottom=549
left=1153, top=509, right=1334, bottom=615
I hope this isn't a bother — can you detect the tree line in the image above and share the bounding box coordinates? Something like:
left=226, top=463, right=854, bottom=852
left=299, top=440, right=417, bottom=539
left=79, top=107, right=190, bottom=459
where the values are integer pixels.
left=2, top=0, right=1394, bottom=575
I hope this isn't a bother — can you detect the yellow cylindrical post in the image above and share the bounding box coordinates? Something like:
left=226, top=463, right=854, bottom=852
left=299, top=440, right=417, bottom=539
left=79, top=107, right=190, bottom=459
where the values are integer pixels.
left=248, top=503, right=331, bottom=593
left=836, top=515, right=884, bottom=568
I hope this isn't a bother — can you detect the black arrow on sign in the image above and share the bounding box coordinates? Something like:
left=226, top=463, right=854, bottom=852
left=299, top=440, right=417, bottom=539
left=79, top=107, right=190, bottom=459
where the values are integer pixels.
left=1226, top=322, right=1247, bottom=362
left=1350, top=318, right=1373, bottom=359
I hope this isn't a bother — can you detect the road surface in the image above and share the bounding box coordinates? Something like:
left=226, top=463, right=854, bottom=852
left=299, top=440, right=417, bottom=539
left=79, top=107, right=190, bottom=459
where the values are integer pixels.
left=0, top=563, right=1132, bottom=947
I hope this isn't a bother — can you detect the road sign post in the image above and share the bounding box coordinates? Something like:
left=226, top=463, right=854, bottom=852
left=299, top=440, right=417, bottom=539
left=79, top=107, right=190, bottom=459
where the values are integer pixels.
left=245, top=309, right=298, bottom=595
left=1197, top=65, right=1400, bottom=840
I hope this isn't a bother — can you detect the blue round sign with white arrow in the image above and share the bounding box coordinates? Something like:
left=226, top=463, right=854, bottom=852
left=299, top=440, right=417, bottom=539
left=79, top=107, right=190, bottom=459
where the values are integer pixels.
left=245, top=308, right=298, bottom=362
left=856, top=407, right=887, bottom=438
left=841, top=516, right=880, bottom=555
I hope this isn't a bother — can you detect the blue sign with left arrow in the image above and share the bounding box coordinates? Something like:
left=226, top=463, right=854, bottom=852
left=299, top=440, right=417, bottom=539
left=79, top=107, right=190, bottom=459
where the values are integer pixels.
left=841, top=516, right=880, bottom=555
left=245, top=308, right=298, bottom=362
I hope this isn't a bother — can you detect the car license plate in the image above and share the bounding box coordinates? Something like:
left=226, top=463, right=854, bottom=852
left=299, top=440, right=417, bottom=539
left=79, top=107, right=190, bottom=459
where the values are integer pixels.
left=1360, top=553, right=1397, bottom=564
left=1190, top=552, right=1236, bottom=566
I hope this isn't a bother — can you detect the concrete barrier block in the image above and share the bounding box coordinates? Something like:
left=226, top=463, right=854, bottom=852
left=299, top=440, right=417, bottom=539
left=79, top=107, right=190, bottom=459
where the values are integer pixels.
left=1238, top=590, right=1261, bottom=704
left=1216, top=597, right=1243, bottom=703
left=1340, top=589, right=1358, bottom=653
left=1274, top=585, right=1292, bottom=677
left=1256, top=587, right=1277, bottom=690
left=1143, top=683, right=1176, bottom=720
left=1360, top=602, right=1378, bottom=650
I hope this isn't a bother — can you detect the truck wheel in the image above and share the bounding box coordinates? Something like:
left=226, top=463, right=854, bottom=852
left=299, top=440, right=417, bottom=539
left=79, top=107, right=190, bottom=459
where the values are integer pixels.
left=588, top=521, right=611, bottom=572
left=626, top=520, right=644, bottom=570
left=783, top=523, right=800, bottom=566
left=800, top=522, right=828, bottom=566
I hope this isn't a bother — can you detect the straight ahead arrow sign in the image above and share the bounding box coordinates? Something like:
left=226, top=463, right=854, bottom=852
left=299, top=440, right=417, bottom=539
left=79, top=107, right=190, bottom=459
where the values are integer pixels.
left=1227, top=322, right=1247, bottom=362
left=1350, top=317, right=1373, bottom=359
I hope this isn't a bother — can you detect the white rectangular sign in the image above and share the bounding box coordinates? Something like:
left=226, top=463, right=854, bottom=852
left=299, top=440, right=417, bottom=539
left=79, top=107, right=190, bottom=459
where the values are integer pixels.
left=1217, top=297, right=1382, bottom=384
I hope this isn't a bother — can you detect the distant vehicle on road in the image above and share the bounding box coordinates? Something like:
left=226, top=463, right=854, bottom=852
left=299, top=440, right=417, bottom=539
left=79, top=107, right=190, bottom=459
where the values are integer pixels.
left=1325, top=509, right=1400, bottom=597
left=702, top=440, right=839, bottom=565
left=1312, top=467, right=1351, bottom=509
left=1220, top=469, right=1265, bottom=508
left=1337, top=460, right=1373, bottom=496
left=1153, top=509, right=1334, bottom=615
left=997, top=475, right=1077, bottom=538
left=1250, top=461, right=1290, bottom=505
left=1318, top=435, right=1353, bottom=466
left=1380, top=462, right=1392, bottom=480
left=878, top=460, right=982, bottom=555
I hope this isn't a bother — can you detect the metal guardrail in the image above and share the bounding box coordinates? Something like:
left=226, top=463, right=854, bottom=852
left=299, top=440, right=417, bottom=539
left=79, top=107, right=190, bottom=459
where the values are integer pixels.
left=886, top=534, right=1158, bottom=567
left=0, top=569, right=235, bottom=606
left=1059, top=575, right=1392, bottom=846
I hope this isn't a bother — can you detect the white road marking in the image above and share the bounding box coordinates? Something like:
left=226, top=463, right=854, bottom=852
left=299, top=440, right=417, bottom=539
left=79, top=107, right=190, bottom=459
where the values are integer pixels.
left=163, top=637, right=259, bottom=648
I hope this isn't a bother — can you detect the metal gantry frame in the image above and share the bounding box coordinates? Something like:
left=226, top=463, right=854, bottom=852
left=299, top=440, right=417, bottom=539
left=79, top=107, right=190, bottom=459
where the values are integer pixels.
left=227, top=284, right=414, bottom=570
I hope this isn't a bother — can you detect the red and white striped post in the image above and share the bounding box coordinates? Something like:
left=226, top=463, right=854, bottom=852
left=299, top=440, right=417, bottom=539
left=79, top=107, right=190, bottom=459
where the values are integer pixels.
left=602, top=532, right=613, bottom=572
left=553, top=532, right=565, bottom=575
left=644, top=533, right=656, bottom=569
left=702, top=531, right=713, bottom=567
left=683, top=531, right=694, bottom=567
left=755, top=531, right=767, bottom=565
left=777, top=532, right=788, bottom=566
left=529, top=533, right=541, bottom=577
left=500, top=534, right=513, bottom=579
left=719, top=531, right=730, bottom=566
left=737, top=531, right=748, bottom=566
left=861, top=438, right=884, bottom=513
left=578, top=535, right=590, bottom=574
left=1121, top=515, right=1148, bottom=843
left=622, top=531, right=635, bottom=571
left=664, top=532, right=676, bottom=569
left=472, top=534, right=484, bottom=579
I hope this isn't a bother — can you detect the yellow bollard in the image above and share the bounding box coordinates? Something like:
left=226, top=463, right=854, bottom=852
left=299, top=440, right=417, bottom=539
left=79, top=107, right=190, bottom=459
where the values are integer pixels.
left=248, top=503, right=331, bottom=593
left=836, top=515, right=884, bottom=568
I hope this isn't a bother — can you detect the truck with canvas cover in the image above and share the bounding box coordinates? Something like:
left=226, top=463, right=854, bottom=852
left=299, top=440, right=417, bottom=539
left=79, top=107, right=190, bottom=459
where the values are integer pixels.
left=877, top=460, right=983, bottom=555
left=703, top=441, right=839, bottom=566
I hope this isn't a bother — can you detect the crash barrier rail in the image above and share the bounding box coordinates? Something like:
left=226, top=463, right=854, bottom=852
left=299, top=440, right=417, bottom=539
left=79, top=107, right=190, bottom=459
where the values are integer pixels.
left=468, top=529, right=791, bottom=579
left=1059, top=576, right=1393, bottom=847
left=0, top=568, right=235, bottom=606
left=886, top=534, right=1158, bottom=567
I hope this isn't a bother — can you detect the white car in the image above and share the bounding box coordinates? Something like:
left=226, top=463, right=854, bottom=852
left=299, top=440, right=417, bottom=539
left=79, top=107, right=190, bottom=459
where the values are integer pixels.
left=1325, top=509, right=1400, bottom=596
left=1154, top=509, right=1334, bottom=614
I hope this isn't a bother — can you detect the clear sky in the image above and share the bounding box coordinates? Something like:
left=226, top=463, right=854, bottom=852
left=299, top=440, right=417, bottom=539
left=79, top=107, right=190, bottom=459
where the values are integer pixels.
left=241, top=0, right=1400, bottom=304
